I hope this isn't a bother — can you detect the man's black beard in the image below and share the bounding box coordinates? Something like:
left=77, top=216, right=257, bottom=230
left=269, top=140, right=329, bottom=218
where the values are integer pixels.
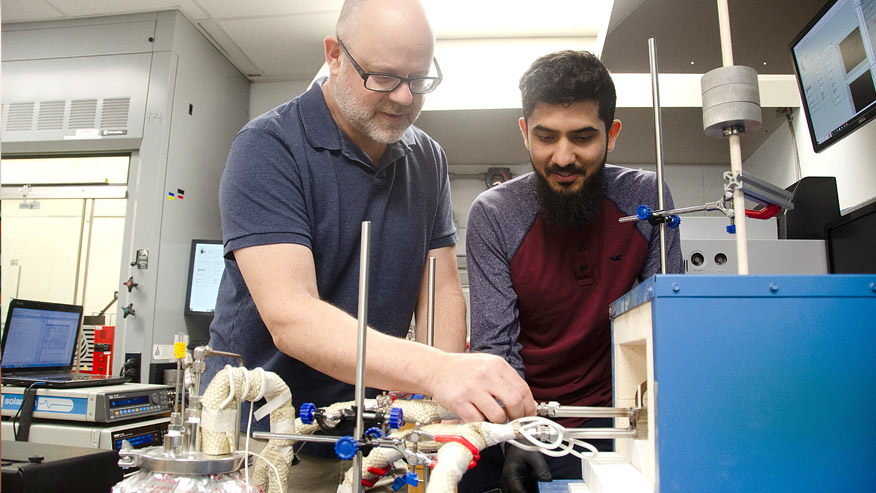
left=532, top=163, right=606, bottom=231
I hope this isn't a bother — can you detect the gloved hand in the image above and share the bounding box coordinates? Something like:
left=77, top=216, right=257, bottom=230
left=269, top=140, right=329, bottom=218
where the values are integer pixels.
left=500, top=441, right=552, bottom=493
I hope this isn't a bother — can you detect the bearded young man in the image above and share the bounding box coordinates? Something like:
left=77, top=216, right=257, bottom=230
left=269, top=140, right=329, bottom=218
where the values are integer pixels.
left=204, top=1, right=535, bottom=491
left=462, top=50, right=683, bottom=493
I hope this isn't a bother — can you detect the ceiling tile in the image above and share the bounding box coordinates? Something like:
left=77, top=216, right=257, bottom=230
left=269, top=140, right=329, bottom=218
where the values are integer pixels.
left=0, top=0, right=65, bottom=22
left=45, top=0, right=185, bottom=17
left=196, top=0, right=343, bottom=18
left=216, top=12, right=337, bottom=79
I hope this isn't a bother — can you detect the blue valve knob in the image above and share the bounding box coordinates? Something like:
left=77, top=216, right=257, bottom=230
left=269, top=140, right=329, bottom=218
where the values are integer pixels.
left=636, top=205, right=652, bottom=220
left=404, top=472, right=419, bottom=486
left=299, top=402, right=315, bottom=424
left=365, top=427, right=384, bottom=439
left=392, top=472, right=418, bottom=491
left=667, top=215, right=681, bottom=228
left=726, top=224, right=736, bottom=234
left=334, top=436, right=359, bottom=460
left=392, top=476, right=406, bottom=491
left=388, top=407, right=404, bottom=430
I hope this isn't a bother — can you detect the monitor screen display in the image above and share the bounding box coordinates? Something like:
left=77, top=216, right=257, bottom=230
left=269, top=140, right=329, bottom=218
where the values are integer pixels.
left=790, top=0, right=876, bottom=152
left=184, top=240, right=225, bottom=317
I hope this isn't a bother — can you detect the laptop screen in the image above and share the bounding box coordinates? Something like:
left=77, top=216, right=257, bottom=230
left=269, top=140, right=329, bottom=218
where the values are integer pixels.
left=1, top=300, right=83, bottom=371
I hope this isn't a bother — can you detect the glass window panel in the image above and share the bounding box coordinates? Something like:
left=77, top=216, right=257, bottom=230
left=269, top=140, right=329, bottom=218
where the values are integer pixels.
left=1, top=155, right=129, bottom=185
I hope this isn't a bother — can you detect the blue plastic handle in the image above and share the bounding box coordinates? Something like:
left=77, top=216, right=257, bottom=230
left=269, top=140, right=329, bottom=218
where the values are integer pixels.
left=388, top=407, right=404, bottom=429
left=299, top=402, right=315, bottom=424
left=334, top=436, right=359, bottom=460
left=636, top=204, right=652, bottom=220
left=365, top=427, right=384, bottom=439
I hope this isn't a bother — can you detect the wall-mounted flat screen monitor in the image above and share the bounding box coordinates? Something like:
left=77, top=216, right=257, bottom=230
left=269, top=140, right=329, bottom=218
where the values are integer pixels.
left=790, top=0, right=876, bottom=152
left=184, top=239, right=225, bottom=317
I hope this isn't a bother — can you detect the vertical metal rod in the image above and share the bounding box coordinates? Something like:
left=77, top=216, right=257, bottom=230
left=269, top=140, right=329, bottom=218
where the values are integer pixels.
left=353, top=221, right=371, bottom=492
left=717, top=0, right=750, bottom=274
left=426, top=257, right=436, bottom=347
left=422, top=256, right=437, bottom=490
left=73, top=199, right=87, bottom=304
left=648, top=38, right=668, bottom=274
left=80, top=198, right=96, bottom=312
left=15, top=263, right=22, bottom=299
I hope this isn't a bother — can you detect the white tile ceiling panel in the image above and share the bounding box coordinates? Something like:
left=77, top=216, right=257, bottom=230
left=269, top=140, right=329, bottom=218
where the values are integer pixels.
left=0, top=0, right=65, bottom=22
left=199, top=0, right=343, bottom=18
left=216, top=12, right=338, bottom=80
left=42, top=0, right=187, bottom=17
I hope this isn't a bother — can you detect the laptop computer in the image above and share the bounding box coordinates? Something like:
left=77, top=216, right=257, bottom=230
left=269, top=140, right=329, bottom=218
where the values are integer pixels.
left=1, top=299, right=130, bottom=388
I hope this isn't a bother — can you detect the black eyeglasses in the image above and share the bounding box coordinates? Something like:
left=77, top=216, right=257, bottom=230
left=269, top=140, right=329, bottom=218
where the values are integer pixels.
left=338, top=39, right=443, bottom=94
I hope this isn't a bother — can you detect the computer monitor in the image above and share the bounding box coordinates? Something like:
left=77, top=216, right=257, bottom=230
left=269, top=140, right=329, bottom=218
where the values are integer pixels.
left=777, top=176, right=841, bottom=240
left=184, top=239, right=225, bottom=317
left=825, top=198, right=876, bottom=274
left=790, top=0, right=876, bottom=153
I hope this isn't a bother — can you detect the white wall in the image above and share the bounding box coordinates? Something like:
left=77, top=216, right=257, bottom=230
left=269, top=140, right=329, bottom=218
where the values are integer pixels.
left=744, top=108, right=876, bottom=212
left=249, top=80, right=311, bottom=119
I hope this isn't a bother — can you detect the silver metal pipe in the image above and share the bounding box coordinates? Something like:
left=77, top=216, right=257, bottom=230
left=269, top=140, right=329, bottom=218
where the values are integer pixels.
left=537, top=404, right=636, bottom=419
left=353, top=221, right=372, bottom=492
left=617, top=200, right=730, bottom=223
left=649, top=37, right=668, bottom=274
left=73, top=199, right=87, bottom=304
left=253, top=432, right=347, bottom=444
left=427, top=257, right=436, bottom=347
left=562, top=428, right=638, bottom=440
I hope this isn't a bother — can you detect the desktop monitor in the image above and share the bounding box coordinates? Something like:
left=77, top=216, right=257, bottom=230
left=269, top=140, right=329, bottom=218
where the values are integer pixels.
left=184, top=239, right=225, bottom=317
left=790, top=0, right=876, bottom=152
left=825, top=199, right=876, bottom=274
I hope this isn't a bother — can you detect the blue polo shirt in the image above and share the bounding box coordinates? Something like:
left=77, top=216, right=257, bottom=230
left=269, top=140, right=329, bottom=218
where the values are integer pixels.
left=205, top=79, right=457, bottom=449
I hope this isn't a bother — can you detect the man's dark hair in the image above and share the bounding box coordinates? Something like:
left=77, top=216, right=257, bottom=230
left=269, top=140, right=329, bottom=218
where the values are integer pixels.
left=519, top=50, right=616, bottom=132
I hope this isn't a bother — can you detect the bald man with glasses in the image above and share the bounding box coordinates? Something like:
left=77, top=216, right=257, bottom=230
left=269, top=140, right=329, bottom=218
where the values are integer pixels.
left=204, top=0, right=535, bottom=490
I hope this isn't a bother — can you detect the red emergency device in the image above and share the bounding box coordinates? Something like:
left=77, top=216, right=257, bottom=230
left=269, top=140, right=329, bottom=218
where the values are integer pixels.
left=87, top=325, right=115, bottom=375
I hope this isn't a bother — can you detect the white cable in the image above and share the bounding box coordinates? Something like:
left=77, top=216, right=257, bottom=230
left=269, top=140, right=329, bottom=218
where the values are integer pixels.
left=252, top=367, right=267, bottom=401
left=509, top=416, right=599, bottom=460
left=245, top=397, right=255, bottom=490
left=246, top=449, right=283, bottom=493
left=240, top=366, right=253, bottom=402
left=219, top=365, right=238, bottom=409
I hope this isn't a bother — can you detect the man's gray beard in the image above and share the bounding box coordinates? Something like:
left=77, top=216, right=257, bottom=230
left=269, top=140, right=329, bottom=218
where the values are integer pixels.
left=333, top=76, right=414, bottom=145
left=532, top=164, right=606, bottom=231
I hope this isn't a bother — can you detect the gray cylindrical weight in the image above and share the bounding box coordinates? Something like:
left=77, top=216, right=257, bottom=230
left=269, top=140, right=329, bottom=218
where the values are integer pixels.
left=701, top=65, right=762, bottom=138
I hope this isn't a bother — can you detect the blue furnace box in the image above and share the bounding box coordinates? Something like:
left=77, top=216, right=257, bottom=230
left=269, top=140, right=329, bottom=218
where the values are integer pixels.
left=609, top=274, right=876, bottom=492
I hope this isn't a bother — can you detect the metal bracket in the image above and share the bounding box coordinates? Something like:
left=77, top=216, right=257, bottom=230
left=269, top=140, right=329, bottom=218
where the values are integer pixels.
left=723, top=170, right=794, bottom=209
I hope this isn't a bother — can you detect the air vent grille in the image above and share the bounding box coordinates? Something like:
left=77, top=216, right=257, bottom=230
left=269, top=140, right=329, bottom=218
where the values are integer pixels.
left=37, top=101, right=66, bottom=130
left=101, top=98, right=130, bottom=128
left=6, top=102, right=35, bottom=131
left=68, top=99, right=98, bottom=129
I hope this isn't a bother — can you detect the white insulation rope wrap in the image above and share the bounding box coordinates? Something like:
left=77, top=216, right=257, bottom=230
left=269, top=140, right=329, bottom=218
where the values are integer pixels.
left=384, top=398, right=442, bottom=424
left=200, top=366, right=295, bottom=493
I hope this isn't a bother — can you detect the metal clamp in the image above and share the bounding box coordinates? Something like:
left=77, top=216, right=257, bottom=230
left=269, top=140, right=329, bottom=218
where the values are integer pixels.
left=723, top=170, right=794, bottom=209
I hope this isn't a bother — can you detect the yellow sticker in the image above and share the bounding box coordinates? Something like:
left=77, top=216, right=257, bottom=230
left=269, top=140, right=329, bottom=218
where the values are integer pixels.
left=174, top=342, right=186, bottom=359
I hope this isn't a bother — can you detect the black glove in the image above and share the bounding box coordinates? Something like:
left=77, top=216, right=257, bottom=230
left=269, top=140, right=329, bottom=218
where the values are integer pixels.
left=500, top=441, right=552, bottom=493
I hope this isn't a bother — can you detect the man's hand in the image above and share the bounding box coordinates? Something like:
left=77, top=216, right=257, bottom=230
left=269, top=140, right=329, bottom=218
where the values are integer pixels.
left=500, top=442, right=552, bottom=493
left=427, top=352, right=536, bottom=423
